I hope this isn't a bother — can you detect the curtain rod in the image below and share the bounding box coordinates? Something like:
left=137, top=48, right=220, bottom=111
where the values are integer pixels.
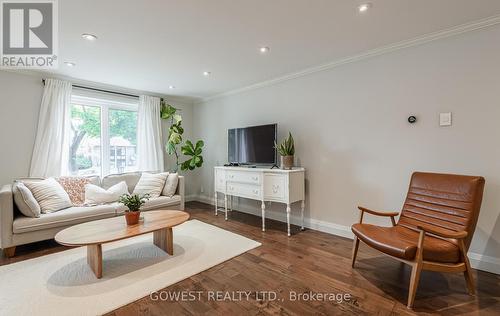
left=41, top=79, right=139, bottom=99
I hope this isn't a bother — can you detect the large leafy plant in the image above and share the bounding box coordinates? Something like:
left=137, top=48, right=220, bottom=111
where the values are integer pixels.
left=161, top=100, right=204, bottom=171
left=276, top=132, right=295, bottom=156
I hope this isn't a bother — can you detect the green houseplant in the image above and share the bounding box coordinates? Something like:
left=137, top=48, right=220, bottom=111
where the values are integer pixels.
left=118, top=193, right=150, bottom=225
left=161, top=100, right=204, bottom=172
left=276, top=132, right=295, bottom=170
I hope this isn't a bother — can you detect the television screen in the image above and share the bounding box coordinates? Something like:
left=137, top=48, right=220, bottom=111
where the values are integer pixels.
left=228, top=124, right=277, bottom=164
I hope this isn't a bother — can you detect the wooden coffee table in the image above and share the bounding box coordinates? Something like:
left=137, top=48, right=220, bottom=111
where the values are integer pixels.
left=55, top=210, right=189, bottom=279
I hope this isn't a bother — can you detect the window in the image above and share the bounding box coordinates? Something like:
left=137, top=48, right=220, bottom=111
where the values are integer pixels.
left=69, top=92, right=138, bottom=177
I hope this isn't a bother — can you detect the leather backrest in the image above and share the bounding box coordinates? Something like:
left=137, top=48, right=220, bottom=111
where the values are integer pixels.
left=398, top=172, right=485, bottom=249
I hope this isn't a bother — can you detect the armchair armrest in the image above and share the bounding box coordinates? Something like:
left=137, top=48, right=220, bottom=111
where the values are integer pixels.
left=416, top=225, right=467, bottom=239
left=358, top=206, right=399, bottom=217
left=357, top=206, right=399, bottom=226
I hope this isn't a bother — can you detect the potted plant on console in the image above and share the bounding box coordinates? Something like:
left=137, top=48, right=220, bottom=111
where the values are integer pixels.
left=276, top=132, right=295, bottom=170
left=118, top=194, right=150, bottom=225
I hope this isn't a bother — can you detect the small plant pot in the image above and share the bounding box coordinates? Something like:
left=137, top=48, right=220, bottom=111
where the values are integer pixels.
left=281, top=155, right=294, bottom=170
left=125, top=211, right=141, bottom=225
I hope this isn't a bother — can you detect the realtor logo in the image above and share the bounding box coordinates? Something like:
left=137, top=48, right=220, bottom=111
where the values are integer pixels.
left=1, top=0, right=58, bottom=68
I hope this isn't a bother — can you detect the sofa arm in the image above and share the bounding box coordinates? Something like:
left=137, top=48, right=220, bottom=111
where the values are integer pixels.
left=0, top=184, right=14, bottom=249
left=177, top=176, right=185, bottom=210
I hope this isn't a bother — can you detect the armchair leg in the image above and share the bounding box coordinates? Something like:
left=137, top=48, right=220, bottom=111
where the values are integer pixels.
left=463, top=256, right=476, bottom=295
left=3, top=246, right=16, bottom=258
left=351, top=237, right=360, bottom=268
left=459, top=240, right=476, bottom=296
left=463, top=268, right=475, bottom=296
left=407, top=262, right=422, bottom=309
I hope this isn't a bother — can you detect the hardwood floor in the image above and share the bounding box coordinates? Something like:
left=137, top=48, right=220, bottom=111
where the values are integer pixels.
left=2, top=201, right=499, bottom=315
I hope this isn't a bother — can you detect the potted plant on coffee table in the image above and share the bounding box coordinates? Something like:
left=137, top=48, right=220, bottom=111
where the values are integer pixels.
left=118, top=194, right=150, bottom=225
left=276, top=132, right=295, bottom=170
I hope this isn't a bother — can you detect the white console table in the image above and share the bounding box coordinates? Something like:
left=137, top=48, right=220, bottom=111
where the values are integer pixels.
left=214, top=166, right=305, bottom=236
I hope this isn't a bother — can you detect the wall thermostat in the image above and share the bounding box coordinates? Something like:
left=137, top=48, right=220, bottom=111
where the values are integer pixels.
left=408, top=116, right=417, bottom=124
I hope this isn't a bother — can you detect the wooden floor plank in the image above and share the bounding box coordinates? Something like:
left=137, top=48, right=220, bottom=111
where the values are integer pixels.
left=1, top=201, right=499, bottom=315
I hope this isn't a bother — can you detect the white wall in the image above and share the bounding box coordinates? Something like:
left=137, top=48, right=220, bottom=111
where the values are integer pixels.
left=0, top=71, right=197, bottom=195
left=0, top=71, right=42, bottom=185
left=192, top=25, right=500, bottom=273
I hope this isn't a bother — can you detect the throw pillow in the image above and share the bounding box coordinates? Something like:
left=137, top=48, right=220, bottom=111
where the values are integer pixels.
left=84, top=181, right=129, bottom=205
left=133, top=173, right=168, bottom=198
left=13, top=181, right=41, bottom=217
left=162, top=173, right=179, bottom=197
left=24, top=178, right=73, bottom=213
left=56, top=176, right=91, bottom=206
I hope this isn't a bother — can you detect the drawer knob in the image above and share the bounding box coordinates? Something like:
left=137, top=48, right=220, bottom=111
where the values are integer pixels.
left=253, top=189, right=258, bottom=194
left=252, top=176, right=258, bottom=180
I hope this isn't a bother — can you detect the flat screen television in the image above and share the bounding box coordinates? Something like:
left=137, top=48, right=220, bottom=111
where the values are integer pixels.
left=228, top=124, right=277, bottom=165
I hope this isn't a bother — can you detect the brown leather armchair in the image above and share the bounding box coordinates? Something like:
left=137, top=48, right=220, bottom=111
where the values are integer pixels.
left=351, top=172, right=485, bottom=309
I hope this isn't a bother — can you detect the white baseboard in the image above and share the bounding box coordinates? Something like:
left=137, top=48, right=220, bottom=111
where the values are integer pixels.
left=468, top=253, right=500, bottom=275
left=187, top=195, right=500, bottom=275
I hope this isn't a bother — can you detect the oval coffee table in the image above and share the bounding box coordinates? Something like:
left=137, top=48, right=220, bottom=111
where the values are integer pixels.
left=55, top=210, right=189, bottom=279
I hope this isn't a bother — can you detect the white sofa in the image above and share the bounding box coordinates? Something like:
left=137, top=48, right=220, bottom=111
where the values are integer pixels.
left=0, top=172, right=184, bottom=257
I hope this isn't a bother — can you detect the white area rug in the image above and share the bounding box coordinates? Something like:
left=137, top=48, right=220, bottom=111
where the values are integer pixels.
left=0, top=220, right=261, bottom=316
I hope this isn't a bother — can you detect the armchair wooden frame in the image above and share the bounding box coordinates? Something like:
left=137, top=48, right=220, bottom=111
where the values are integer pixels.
left=351, top=206, right=475, bottom=309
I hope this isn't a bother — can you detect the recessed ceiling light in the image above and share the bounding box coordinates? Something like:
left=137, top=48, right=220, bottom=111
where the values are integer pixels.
left=259, top=46, right=270, bottom=53
left=358, top=3, right=372, bottom=13
left=203, top=71, right=211, bottom=77
left=169, top=85, right=175, bottom=89
left=81, top=33, right=98, bottom=41
left=64, top=62, right=76, bottom=67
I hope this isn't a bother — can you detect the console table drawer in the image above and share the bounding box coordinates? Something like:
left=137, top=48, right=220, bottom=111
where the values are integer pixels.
left=226, top=171, right=261, bottom=185
left=215, top=169, right=226, bottom=191
left=264, top=174, right=286, bottom=199
left=227, top=183, right=262, bottom=199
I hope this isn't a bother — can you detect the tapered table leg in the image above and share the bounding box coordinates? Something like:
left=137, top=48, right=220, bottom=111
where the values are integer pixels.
left=286, top=204, right=291, bottom=236
left=153, top=227, right=173, bottom=255
left=261, top=201, right=266, bottom=232
left=215, top=191, right=218, bottom=215
left=87, top=244, right=102, bottom=279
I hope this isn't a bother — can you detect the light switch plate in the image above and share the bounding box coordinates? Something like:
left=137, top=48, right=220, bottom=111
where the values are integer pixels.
left=439, top=112, right=452, bottom=126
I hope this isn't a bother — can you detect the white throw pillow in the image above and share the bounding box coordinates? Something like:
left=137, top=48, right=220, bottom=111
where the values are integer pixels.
left=24, top=178, right=73, bottom=214
left=13, top=182, right=41, bottom=218
left=133, top=173, right=168, bottom=198
left=162, top=173, right=179, bottom=197
left=85, top=181, right=129, bottom=205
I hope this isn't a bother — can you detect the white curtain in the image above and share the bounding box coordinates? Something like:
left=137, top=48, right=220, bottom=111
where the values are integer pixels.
left=29, top=79, right=72, bottom=177
left=137, top=95, right=164, bottom=172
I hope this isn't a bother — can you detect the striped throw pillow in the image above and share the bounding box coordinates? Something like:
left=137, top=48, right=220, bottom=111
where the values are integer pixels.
left=24, top=178, right=73, bottom=213
left=133, top=173, right=168, bottom=198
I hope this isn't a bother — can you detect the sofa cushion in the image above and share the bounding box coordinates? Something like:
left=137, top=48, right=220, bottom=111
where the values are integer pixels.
left=162, top=173, right=179, bottom=197
left=85, top=181, right=129, bottom=205
left=133, top=173, right=168, bottom=198
left=23, top=178, right=73, bottom=214
left=13, top=182, right=41, bottom=218
left=102, top=172, right=141, bottom=193
left=13, top=204, right=117, bottom=234
left=56, top=177, right=91, bottom=206
left=115, top=195, right=182, bottom=215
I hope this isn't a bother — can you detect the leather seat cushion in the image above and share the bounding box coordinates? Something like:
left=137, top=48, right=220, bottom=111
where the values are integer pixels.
left=351, top=223, right=460, bottom=263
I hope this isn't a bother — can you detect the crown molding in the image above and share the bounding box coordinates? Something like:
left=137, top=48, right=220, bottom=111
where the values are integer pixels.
left=199, top=14, right=500, bottom=104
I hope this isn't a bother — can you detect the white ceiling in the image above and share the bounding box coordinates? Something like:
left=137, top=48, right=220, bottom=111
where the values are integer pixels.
left=40, top=0, right=500, bottom=101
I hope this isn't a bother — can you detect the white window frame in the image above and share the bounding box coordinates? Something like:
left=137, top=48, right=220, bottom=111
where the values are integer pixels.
left=71, top=91, right=139, bottom=177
